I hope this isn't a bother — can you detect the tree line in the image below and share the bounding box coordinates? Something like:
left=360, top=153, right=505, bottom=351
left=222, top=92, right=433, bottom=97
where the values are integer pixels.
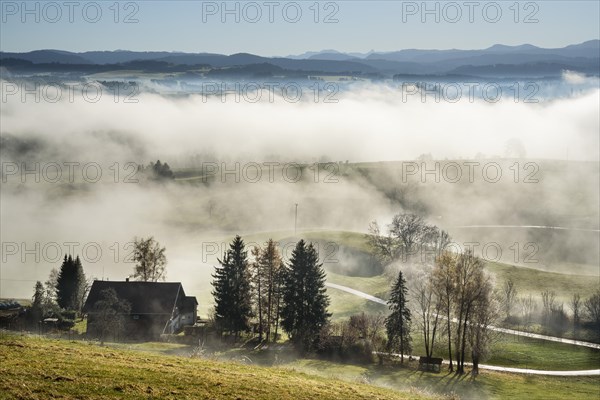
left=210, top=234, right=421, bottom=366
left=211, top=236, right=331, bottom=352
left=367, top=212, right=600, bottom=374
left=30, top=255, right=91, bottom=329
left=28, top=236, right=168, bottom=329
left=367, top=213, right=496, bottom=375
left=501, top=278, right=600, bottom=339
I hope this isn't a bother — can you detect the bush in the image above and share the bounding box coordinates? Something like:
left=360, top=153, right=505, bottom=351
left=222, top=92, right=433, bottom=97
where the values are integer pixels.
left=58, top=319, right=76, bottom=330
left=61, top=310, right=77, bottom=320
left=345, top=339, right=376, bottom=364
left=316, top=314, right=385, bottom=364
left=548, top=305, right=568, bottom=335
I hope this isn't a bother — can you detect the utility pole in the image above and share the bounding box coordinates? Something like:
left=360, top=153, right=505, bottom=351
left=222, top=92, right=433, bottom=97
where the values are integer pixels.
left=294, top=203, right=298, bottom=234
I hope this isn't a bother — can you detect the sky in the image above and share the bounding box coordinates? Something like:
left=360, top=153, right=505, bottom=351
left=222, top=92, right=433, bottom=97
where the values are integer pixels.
left=1, top=1, right=599, bottom=56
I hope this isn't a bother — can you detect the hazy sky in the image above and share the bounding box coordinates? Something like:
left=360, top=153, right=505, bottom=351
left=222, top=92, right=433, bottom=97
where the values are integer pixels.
left=1, top=1, right=599, bottom=55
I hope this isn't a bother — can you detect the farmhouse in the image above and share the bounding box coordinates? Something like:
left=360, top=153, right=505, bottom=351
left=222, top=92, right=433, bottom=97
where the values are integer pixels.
left=83, top=279, right=198, bottom=339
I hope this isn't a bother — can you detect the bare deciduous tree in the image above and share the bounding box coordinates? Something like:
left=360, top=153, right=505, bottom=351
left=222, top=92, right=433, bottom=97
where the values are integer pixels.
left=468, top=280, right=499, bottom=376
left=44, top=268, right=59, bottom=302
left=412, top=267, right=441, bottom=360
left=502, top=279, right=518, bottom=320
left=453, top=250, right=490, bottom=374
left=131, top=236, right=167, bottom=282
left=432, top=251, right=457, bottom=372
left=389, top=214, right=427, bottom=262
left=366, top=221, right=398, bottom=264
left=584, top=289, right=600, bottom=327
left=251, top=239, right=284, bottom=342
left=541, top=290, right=556, bottom=325
left=431, top=228, right=452, bottom=259
left=569, top=293, right=581, bottom=327
left=367, top=214, right=451, bottom=267
left=518, top=294, right=536, bottom=327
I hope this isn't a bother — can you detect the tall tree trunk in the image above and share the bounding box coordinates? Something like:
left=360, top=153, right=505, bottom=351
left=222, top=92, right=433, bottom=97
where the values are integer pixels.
left=266, top=266, right=273, bottom=342
left=430, top=315, right=439, bottom=360
left=273, top=286, right=281, bottom=343
left=446, top=305, right=453, bottom=372
left=257, top=272, right=263, bottom=341
left=459, top=305, right=470, bottom=374
left=472, top=349, right=479, bottom=376
left=400, top=330, right=404, bottom=364
left=423, top=309, right=430, bottom=359
left=455, top=302, right=464, bottom=373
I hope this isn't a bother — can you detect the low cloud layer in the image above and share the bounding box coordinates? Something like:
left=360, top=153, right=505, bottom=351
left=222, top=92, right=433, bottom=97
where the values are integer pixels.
left=1, top=82, right=599, bottom=162
left=1, top=82, right=598, bottom=300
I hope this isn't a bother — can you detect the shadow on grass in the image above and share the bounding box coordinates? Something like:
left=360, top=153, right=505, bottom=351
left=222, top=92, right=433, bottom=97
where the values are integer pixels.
left=361, top=364, right=487, bottom=399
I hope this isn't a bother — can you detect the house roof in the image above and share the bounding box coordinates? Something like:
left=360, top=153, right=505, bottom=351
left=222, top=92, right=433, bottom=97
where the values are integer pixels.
left=183, top=296, right=199, bottom=307
left=83, top=281, right=196, bottom=315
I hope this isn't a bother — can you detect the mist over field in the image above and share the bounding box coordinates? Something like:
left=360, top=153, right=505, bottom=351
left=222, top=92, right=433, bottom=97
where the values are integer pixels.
left=1, top=80, right=599, bottom=299
left=2, top=1, right=600, bottom=397
left=1, top=80, right=599, bottom=162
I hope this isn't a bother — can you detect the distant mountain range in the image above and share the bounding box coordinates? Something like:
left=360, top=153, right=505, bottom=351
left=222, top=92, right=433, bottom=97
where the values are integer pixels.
left=1, top=40, right=598, bottom=78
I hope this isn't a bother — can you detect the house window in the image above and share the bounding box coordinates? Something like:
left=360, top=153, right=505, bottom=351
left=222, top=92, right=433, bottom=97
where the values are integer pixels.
left=133, top=315, right=139, bottom=320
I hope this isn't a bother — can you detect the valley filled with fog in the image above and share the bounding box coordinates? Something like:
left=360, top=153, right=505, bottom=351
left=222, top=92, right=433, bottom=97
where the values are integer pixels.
left=2, top=2, right=600, bottom=395
left=2, top=76, right=598, bottom=301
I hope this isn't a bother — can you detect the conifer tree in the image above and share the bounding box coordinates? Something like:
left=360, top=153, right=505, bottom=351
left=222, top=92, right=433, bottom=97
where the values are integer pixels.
left=211, top=236, right=253, bottom=338
left=281, top=240, right=330, bottom=351
left=386, top=270, right=412, bottom=363
left=56, top=255, right=86, bottom=311
left=29, top=281, right=45, bottom=325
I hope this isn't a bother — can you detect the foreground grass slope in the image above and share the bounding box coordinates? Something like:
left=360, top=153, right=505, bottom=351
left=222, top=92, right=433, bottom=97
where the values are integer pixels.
left=0, top=334, right=433, bottom=400
left=288, top=359, right=600, bottom=400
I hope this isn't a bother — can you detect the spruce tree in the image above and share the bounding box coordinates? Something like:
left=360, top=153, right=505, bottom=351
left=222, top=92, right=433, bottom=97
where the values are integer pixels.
left=56, top=255, right=86, bottom=311
left=29, top=281, right=45, bottom=325
left=211, top=236, right=253, bottom=339
left=56, top=255, right=74, bottom=310
left=281, top=240, right=330, bottom=351
left=73, top=256, right=86, bottom=310
left=386, top=270, right=412, bottom=363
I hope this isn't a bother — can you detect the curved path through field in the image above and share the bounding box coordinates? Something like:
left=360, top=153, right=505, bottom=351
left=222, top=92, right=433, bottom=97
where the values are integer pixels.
left=325, top=282, right=600, bottom=376
left=455, top=225, right=600, bottom=233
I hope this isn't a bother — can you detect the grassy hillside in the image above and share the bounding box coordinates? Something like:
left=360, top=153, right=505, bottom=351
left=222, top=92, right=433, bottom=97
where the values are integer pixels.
left=194, top=230, right=598, bottom=319
left=485, top=262, right=599, bottom=300
left=303, top=231, right=598, bottom=305
left=2, top=333, right=597, bottom=400
left=171, top=158, right=599, bottom=268
left=0, top=333, right=434, bottom=400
